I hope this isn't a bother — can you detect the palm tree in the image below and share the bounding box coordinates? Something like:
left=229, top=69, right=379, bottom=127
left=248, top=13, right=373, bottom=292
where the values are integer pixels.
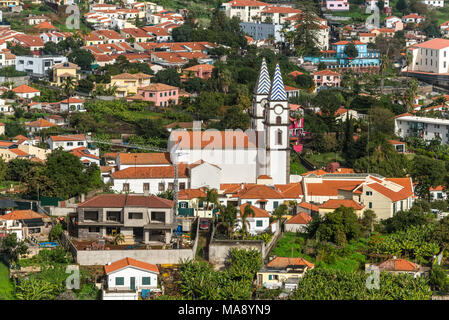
left=273, top=204, right=288, bottom=232
left=113, top=233, right=125, bottom=245
left=240, top=204, right=255, bottom=236
left=62, top=76, right=76, bottom=112
left=199, top=188, right=218, bottom=216
left=218, top=204, right=237, bottom=239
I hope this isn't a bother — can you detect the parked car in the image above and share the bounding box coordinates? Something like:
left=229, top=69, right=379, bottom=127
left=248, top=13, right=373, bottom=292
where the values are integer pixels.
left=199, top=219, right=210, bottom=230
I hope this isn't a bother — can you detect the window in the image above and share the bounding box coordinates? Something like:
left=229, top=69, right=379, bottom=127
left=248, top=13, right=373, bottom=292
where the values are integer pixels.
left=143, top=183, right=150, bottom=192
left=276, top=130, right=282, bottom=145
left=246, top=201, right=252, bottom=205
left=168, top=183, right=174, bottom=190
left=276, top=116, right=281, bottom=124
left=179, top=182, right=186, bottom=190
left=256, top=220, right=263, bottom=227
left=158, top=182, right=165, bottom=192
left=77, top=142, right=84, bottom=146
left=142, top=277, right=151, bottom=285
left=67, top=142, right=73, bottom=146
left=273, top=201, right=279, bottom=209
left=88, top=226, right=100, bottom=233
left=128, top=212, right=143, bottom=219
left=180, top=202, right=188, bottom=208
left=369, top=202, right=372, bottom=209
left=366, top=191, right=372, bottom=196
left=115, top=277, right=124, bottom=286
left=123, top=183, right=129, bottom=192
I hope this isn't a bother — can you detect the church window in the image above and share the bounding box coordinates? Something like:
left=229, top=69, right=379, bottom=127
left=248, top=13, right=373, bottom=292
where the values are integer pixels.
left=276, top=116, right=281, bottom=125
left=277, top=130, right=282, bottom=145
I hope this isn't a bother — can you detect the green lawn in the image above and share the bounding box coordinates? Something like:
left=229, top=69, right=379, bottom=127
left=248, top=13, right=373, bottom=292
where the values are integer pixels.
left=0, top=262, right=15, bottom=300
left=435, top=7, right=449, bottom=25
left=304, top=152, right=345, bottom=169
left=290, top=159, right=308, bottom=175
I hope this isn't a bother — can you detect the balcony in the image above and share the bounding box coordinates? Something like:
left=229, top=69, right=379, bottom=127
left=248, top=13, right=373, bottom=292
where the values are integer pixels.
left=178, top=208, right=194, bottom=217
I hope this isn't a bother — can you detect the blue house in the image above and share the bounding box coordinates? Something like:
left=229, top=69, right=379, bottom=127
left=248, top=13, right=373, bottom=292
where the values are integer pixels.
left=304, top=41, right=380, bottom=70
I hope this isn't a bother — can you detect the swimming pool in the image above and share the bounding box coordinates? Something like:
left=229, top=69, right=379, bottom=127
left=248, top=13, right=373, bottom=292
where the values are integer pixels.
left=39, top=242, right=58, bottom=248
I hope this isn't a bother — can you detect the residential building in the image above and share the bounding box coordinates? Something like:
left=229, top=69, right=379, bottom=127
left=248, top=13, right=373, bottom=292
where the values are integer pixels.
left=394, top=113, right=449, bottom=143
left=110, top=164, right=189, bottom=195
left=12, top=84, right=40, bottom=99
left=257, top=257, right=314, bottom=290
left=219, top=0, right=269, bottom=23
left=52, top=61, right=81, bottom=85
left=182, top=64, right=214, bottom=80
left=284, top=212, right=312, bottom=232
left=421, top=0, right=444, bottom=7
left=136, top=83, right=179, bottom=106
left=47, top=134, right=92, bottom=152
left=359, top=32, right=376, bottom=44
left=430, top=185, right=447, bottom=200
left=318, top=199, right=366, bottom=217
left=177, top=188, right=217, bottom=218
left=116, top=152, right=172, bottom=170
left=326, top=0, right=349, bottom=11
left=402, top=13, right=425, bottom=24
left=103, top=257, right=160, bottom=300
left=109, top=72, right=152, bottom=97
left=75, top=194, right=176, bottom=245
left=313, top=69, right=341, bottom=91
left=366, top=258, right=430, bottom=278
left=0, top=210, right=50, bottom=240
left=70, top=147, right=101, bottom=166
left=25, top=118, right=57, bottom=133
left=384, top=16, right=403, bottom=30
left=389, top=139, right=406, bottom=153
left=407, top=38, right=449, bottom=74
left=15, top=55, right=68, bottom=78
left=59, top=97, right=86, bottom=112
left=235, top=203, right=270, bottom=235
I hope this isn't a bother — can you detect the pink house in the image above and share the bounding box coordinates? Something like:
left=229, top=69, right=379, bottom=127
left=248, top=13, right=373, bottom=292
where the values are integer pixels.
left=182, top=64, right=214, bottom=81
left=289, top=104, right=305, bottom=153
left=326, top=0, right=349, bottom=11
left=137, top=83, right=179, bottom=107
left=313, top=69, right=341, bottom=91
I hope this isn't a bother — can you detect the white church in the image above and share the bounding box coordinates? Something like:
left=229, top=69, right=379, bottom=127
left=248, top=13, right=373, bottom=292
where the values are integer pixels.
left=168, top=59, right=291, bottom=186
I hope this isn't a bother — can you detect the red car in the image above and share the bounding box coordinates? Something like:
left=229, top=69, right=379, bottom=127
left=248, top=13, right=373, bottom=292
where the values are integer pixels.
left=199, top=219, right=210, bottom=230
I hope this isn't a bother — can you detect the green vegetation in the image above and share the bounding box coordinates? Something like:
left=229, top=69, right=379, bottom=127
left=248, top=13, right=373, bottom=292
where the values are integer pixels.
left=0, top=262, right=15, bottom=300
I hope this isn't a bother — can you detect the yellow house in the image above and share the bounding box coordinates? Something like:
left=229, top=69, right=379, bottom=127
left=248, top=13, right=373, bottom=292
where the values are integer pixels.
left=317, top=199, right=366, bottom=218
left=257, top=257, right=314, bottom=290
left=52, top=62, right=81, bottom=86
left=109, top=72, right=152, bottom=97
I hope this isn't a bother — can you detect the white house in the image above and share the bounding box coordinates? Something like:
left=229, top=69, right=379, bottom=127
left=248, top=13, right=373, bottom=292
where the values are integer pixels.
left=59, top=97, right=86, bottom=112
left=103, top=257, right=160, bottom=300
left=47, top=134, right=93, bottom=152
left=12, top=84, right=40, bottom=99
left=15, top=55, right=67, bottom=78
left=284, top=212, right=312, bottom=233
left=407, top=38, right=449, bottom=74
left=421, top=0, right=444, bottom=7
left=110, top=164, right=189, bottom=194
left=385, top=16, right=402, bottom=29
left=430, top=185, right=447, bottom=200
left=219, top=0, right=269, bottom=23
left=236, top=204, right=270, bottom=235
left=394, top=114, right=449, bottom=143
left=402, top=13, right=425, bottom=24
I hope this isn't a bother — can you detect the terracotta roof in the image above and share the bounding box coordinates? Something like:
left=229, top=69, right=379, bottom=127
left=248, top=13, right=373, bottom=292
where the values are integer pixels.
left=0, top=210, right=46, bottom=220
left=60, top=98, right=84, bottom=104
left=184, top=64, right=214, bottom=72
left=366, top=178, right=414, bottom=202
left=430, top=185, right=444, bottom=191
left=118, top=153, right=171, bottom=165
left=412, top=38, right=449, bottom=50
left=314, top=69, right=341, bottom=76
left=275, top=182, right=304, bottom=198
left=26, top=119, right=56, bottom=128
left=238, top=203, right=270, bottom=218
left=53, top=62, right=80, bottom=69
left=9, top=149, right=30, bottom=157
left=319, top=199, right=365, bottom=210
left=388, top=139, right=405, bottom=145
left=111, top=164, right=188, bottom=179
left=257, top=175, right=272, bottom=179
left=226, top=0, right=269, bottom=7
left=33, top=21, right=57, bottom=30
left=378, top=258, right=418, bottom=272
left=178, top=188, right=207, bottom=200
left=238, top=184, right=283, bottom=199
left=69, top=147, right=100, bottom=160
left=306, top=180, right=364, bottom=196
left=262, top=6, right=302, bottom=13
left=12, top=84, right=40, bottom=94
left=138, top=83, right=178, bottom=92
left=298, top=201, right=319, bottom=212
left=111, top=72, right=152, bottom=80
left=49, top=134, right=86, bottom=141
left=78, top=194, right=173, bottom=208
left=266, top=256, right=314, bottom=269
left=288, top=70, right=304, bottom=77
left=285, top=212, right=312, bottom=225
left=104, top=257, right=159, bottom=275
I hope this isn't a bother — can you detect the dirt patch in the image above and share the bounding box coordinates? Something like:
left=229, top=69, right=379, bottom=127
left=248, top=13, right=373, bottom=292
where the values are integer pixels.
left=158, top=265, right=182, bottom=297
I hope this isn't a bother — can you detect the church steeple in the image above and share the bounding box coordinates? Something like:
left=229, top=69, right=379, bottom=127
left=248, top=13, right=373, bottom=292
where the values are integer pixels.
left=269, top=64, right=287, bottom=101
left=254, top=58, right=271, bottom=95
left=251, top=58, right=271, bottom=131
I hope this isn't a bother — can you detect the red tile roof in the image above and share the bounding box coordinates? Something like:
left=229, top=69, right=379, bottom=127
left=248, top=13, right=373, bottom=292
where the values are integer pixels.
left=118, top=152, right=171, bottom=165
left=298, top=201, right=319, bottom=212
left=412, top=38, right=449, bottom=50
left=286, top=212, right=312, bottom=225
left=266, top=256, right=314, bottom=269
left=0, top=210, right=46, bottom=220
left=378, top=258, right=418, bottom=272
left=178, top=188, right=207, bottom=200
left=12, top=84, right=40, bottom=94
left=26, top=119, right=56, bottom=128
left=49, top=134, right=86, bottom=141
left=104, top=257, right=159, bottom=274
left=238, top=203, right=270, bottom=218
left=111, top=164, right=188, bottom=179
left=238, top=184, right=283, bottom=199
left=319, top=199, right=365, bottom=210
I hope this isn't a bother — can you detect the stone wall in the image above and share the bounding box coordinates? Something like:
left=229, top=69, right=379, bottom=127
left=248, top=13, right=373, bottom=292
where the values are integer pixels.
left=0, top=76, right=29, bottom=86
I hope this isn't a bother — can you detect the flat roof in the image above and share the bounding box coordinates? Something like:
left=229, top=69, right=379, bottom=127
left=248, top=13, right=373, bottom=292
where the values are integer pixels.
left=395, top=115, right=449, bottom=125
